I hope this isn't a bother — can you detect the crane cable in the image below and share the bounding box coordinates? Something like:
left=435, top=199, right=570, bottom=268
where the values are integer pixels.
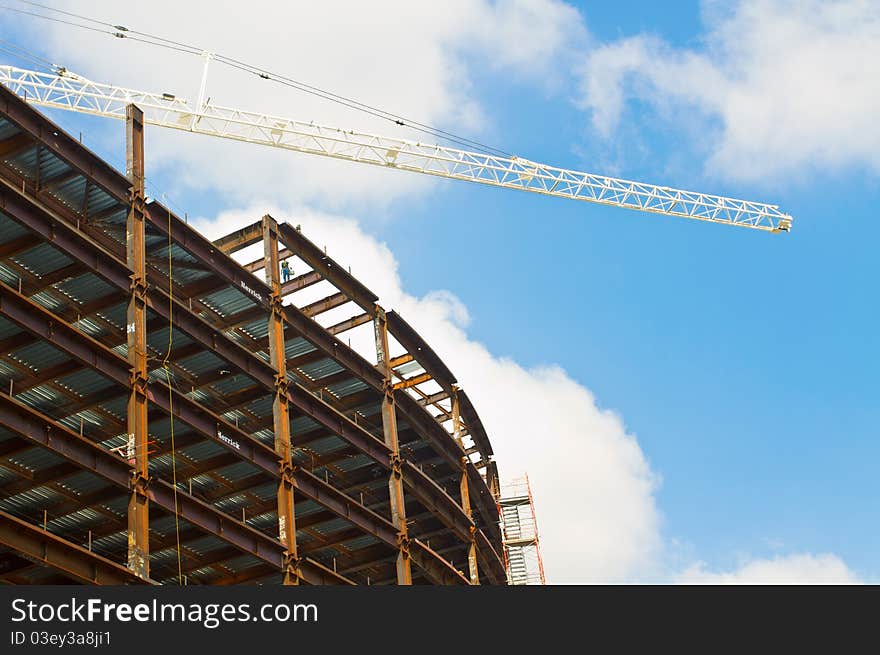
left=0, top=37, right=55, bottom=72
left=1, top=0, right=513, bottom=157
left=160, top=201, right=183, bottom=586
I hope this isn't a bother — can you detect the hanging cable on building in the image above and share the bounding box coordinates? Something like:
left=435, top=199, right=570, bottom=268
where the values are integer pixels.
left=160, top=200, right=184, bottom=586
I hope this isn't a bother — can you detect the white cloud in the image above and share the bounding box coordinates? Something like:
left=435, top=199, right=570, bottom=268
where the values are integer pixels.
left=12, top=0, right=864, bottom=584
left=22, top=0, right=584, bottom=209
left=192, top=204, right=662, bottom=583
left=194, top=205, right=864, bottom=584
left=677, top=553, right=862, bottom=584
left=577, top=0, right=880, bottom=181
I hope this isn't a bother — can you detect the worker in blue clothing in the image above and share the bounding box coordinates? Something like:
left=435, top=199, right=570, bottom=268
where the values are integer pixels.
left=281, top=259, right=291, bottom=283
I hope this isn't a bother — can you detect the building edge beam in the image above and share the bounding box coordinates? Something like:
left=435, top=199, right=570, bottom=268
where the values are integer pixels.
left=0, top=509, right=152, bottom=585
left=452, top=388, right=479, bottom=584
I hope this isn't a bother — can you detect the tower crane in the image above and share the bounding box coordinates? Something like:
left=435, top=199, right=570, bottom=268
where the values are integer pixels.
left=0, top=61, right=793, bottom=233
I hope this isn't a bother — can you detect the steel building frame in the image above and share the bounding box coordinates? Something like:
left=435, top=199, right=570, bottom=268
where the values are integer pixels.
left=0, top=85, right=505, bottom=585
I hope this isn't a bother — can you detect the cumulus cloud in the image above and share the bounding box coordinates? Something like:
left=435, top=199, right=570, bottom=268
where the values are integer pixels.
left=193, top=206, right=863, bottom=584
left=22, top=0, right=584, bottom=209
left=677, top=553, right=862, bottom=584
left=577, top=0, right=880, bottom=181
left=14, top=0, right=863, bottom=583
left=191, top=204, right=661, bottom=583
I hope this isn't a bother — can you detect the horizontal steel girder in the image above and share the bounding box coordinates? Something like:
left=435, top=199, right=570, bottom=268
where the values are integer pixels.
left=0, top=278, right=467, bottom=584
left=0, top=96, right=503, bottom=577
left=0, top=179, right=503, bottom=581
left=0, top=508, right=152, bottom=585
left=0, top=392, right=352, bottom=585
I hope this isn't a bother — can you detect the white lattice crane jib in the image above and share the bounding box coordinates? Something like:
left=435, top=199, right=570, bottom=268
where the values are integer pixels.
left=0, top=63, right=793, bottom=234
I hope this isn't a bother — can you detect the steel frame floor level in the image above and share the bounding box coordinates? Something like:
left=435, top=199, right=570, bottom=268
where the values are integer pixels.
left=0, top=85, right=506, bottom=585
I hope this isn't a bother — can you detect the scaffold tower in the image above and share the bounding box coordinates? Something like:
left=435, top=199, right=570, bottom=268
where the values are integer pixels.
left=498, top=475, right=546, bottom=585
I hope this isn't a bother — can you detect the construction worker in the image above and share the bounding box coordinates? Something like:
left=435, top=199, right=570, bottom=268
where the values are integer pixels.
left=281, top=259, right=291, bottom=283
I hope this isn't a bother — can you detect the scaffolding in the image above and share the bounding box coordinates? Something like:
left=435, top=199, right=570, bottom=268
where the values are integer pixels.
left=498, top=475, right=545, bottom=585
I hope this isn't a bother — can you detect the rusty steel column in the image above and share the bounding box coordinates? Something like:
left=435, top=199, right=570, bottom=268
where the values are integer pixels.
left=262, top=215, right=301, bottom=585
left=452, top=387, right=479, bottom=584
left=125, top=104, right=149, bottom=579
left=374, top=307, right=412, bottom=585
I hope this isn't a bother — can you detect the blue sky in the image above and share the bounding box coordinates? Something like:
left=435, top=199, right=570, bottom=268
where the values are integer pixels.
left=381, top=2, right=880, bottom=579
left=2, top=0, right=877, bottom=582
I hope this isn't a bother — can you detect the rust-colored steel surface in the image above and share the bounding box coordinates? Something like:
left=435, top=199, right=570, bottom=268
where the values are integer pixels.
left=125, top=104, right=150, bottom=580
left=374, top=307, right=413, bottom=585
left=262, top=215, right=300, bottom=584
left=0, top=85, right=505, bottom=585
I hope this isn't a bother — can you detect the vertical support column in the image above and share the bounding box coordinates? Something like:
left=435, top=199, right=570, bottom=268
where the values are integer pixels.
left=262, top=215, right=300, bottom=585
left=487, top=460, right=501, bottom=500
left=125, top=105, right=149, bottom=579
left=374, top=308, right=412, bottom=585
left=452, top=387, right=479, bottom=584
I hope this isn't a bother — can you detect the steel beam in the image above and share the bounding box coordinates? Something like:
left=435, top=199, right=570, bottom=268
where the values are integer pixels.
left=280, top=270, right=322, bottom=295
left=327, top=312, right=372, bottom=336
left=0, top=285, right=465, bottom=584
left=410, top=538, right=469, bottom=586
left=0, top=186, right=481, bottom=555
left=417, top=390, right=450, bottom=407
left=262, top=215, right=300, bottom=585
left=0, top=233, right=40, bottom=258
left=270, top=221, right=498, bottom=536
left=124, top=104, right=150, bottom=580
left=388, top=353, right=414, bottom=369
left=453, top=388, right=479, bottom=584
left=0, top=107, right=504, bottom=580
left=0, top=180, right=134, bottom=291
left=147, top=200, right=272, bottom=314
left=457, top=390, right=494, bottom=457
left=374, top=306, right=413, bottom=584
left=0, top=86, right=132, bottom=201
left=0, top=393, right=353, bottom=585
left=276, top=220, right=378, bottom=316
left=393, top=372, right=433, bottom=390
left=395, top=386, right=503, bottom=548
left=140, top=200, right=499, bottom=558
left=301, top=291, right=351, bottom=318
left=0, top=132, right=33, bottom=158
left=0, top=510, right=151, bottom=585
left=213, top=220, right=263, bottom=254
left=39, top=168, right=81, bottom=192
left=386, top=310, right=456, bottom=393
left=0, top=276, right=499, bottom=584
